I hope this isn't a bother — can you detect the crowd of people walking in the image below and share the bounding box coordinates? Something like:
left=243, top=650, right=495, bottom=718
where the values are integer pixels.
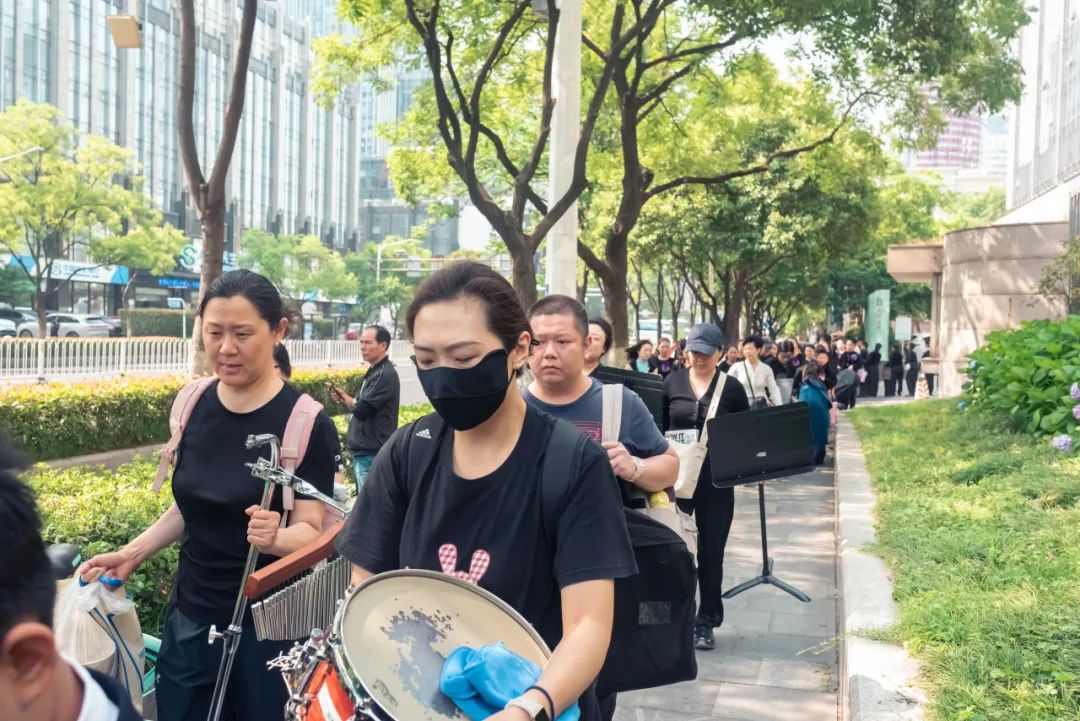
left=3, top=261, right=937, bottom=721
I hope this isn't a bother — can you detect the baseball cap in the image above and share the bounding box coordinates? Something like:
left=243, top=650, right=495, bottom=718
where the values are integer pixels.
left=686, top=323, right=724, bottom=355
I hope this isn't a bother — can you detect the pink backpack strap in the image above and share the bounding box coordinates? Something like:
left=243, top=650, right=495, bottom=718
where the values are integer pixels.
left=153, top=377, right=217, bottom=493
left=279, top=393, right=324, bottom=511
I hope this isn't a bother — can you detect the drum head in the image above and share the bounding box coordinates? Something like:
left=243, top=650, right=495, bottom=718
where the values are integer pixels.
left=336, top=569, right=550, bottom=721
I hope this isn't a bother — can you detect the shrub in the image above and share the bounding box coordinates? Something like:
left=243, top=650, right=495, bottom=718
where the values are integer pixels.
left=0, top=368, right=367, bottom=462
left=313, top=319, right=336, bottom=340
left=118, top=309, right=196, bottom=338
left=30, top=461, right=177, bottom=635
left=965, top=317, right=1080, bottom=437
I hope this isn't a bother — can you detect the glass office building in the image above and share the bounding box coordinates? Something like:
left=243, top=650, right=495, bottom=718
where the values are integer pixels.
left=0, top=0, right=457, bottom=312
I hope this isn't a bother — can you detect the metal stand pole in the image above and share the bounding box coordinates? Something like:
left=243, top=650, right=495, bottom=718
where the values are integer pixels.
left=722, top=481, right=811, bottom=603
left=205, top=435, right=280, bottom=721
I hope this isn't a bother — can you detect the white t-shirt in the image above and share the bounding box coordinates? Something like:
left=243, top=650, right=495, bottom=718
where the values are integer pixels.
left=66, top=657, right=119, bottom=721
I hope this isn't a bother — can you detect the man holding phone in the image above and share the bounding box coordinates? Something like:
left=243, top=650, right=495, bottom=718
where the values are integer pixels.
left=331, top=325, right=400, bottom=491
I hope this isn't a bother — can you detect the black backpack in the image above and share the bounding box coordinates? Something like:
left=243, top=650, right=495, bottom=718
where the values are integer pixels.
left=391, top=412, right=698, bottom=697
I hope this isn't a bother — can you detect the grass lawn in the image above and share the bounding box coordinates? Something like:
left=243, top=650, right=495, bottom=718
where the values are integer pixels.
left=850, top=400, right=1080, bottom=721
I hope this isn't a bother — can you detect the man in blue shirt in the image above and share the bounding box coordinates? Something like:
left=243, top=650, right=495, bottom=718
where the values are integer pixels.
left=523, top=296, right=678, bottom=504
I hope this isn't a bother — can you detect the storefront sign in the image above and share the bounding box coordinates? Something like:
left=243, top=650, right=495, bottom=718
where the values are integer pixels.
left=4, top=255, right=129, bottom=286
left=158, top=277, right=200, bottom=289
left=177, top=243, right=238, bottom=273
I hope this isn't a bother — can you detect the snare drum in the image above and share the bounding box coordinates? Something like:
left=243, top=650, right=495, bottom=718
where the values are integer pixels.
left=282, top=569, right=551, bottom=721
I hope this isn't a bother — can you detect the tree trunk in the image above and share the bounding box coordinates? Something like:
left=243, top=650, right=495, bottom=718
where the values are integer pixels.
left=605, top=273, right=630, bottom=359
left=35, top=290, right=47, bottom=338
left=722, top=270, right=748, bottom=345
left=655, top=272, right=664, bottom=339
left=509, top=246, right=538, bottom=309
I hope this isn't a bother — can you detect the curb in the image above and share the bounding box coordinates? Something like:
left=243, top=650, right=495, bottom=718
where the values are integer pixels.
left=835, top=415, right=925, bottom=721
left=44, top=443, right=162, bottom=471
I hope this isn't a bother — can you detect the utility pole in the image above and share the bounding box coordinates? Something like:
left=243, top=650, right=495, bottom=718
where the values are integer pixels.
left=544, top=0, right=581, bottom=297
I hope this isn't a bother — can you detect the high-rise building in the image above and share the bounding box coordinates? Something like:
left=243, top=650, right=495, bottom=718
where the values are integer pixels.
left=0, top=0, right=457, bottom=313
left=902, top=102, right=1009, bottom=194
left=912, top=113, right=983, bottom=171
left=1001, top=0, right=1080, bottom=224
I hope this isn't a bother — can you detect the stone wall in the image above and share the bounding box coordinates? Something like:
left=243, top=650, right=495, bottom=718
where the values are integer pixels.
left=935, top=222, right=1068, bottom=395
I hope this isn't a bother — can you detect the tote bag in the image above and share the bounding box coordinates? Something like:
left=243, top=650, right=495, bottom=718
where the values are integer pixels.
left=665, top=374, right=726, bottom=500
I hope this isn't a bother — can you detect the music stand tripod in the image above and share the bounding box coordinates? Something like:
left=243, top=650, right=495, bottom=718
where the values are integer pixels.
left=722, top=479, right=810, bottom=603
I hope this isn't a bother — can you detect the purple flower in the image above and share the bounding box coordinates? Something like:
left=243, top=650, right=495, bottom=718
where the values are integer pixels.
left=957, top=401, right=967, bottom=411
left=1051, top=434, right=1073, bottom=452
left=1073, top=405, right=1080, bottom=421
left=1071, top=383, right=1080, bottom=401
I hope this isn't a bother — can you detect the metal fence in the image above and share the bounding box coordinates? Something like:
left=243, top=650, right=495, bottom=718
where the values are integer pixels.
left=0, top=338, right=416, bottom=384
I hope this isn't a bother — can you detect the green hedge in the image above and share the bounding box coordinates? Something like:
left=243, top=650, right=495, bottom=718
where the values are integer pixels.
left=313, top=319, right=336, bottom=339
left=0, top=368, right=366, bottom=462
left=30, top=402, right=433, bottom=637
left=965, top=317, right=1080, bottom=438
left=118, top=309, right=196, bottom=338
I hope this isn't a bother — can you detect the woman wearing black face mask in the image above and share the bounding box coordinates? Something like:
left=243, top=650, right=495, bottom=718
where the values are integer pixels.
left=335, top=262, right=636, bottom=721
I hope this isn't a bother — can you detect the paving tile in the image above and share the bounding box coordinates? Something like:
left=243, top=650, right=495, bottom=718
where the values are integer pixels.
left=711, top=682, right=837, bottom=720
left=756, top=657, right=836, bottom=693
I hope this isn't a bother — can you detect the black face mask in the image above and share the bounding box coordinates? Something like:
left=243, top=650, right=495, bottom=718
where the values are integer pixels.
left=415, top=349, right=512, bottom=431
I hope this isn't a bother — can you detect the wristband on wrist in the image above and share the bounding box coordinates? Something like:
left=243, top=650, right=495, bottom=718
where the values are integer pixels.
left=526, top=685, right=555, bottom=721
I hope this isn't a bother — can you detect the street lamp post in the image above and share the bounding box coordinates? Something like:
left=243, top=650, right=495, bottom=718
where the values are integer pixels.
left=540, top=0, right=581, bottom=297
left=0, top=146, right=44, bottom=164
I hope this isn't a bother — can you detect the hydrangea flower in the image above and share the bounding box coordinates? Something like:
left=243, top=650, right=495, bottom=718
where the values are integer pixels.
left=1072, top=382, right=1080, bottom=401
left=1051, top=434, right=1073, bottom=453
left=957, top=401, right=967, bottom=411
left=1073, top=405, right=1080, bottom=421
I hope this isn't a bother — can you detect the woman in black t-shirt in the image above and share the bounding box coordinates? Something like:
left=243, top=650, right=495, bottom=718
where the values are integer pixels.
left=336, top=262, right=635, bottom=721
left=79, top=270, right=339, bottom=721
left=661, top=323, right=749, bottom=652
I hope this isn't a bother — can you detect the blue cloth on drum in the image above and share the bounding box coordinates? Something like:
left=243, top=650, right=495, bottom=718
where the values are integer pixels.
left=440, top=643, right=580, bottom=721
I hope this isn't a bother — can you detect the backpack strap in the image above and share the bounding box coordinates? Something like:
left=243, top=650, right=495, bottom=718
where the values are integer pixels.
left=401, top=413, right=450, bottom=498
left=153, top=377, right=217, bottom=493
left=600, top=384, right=623, bottom=444
left=540, top=420, right=589, bottom=550
left=279, top=393, right=324, bottom=512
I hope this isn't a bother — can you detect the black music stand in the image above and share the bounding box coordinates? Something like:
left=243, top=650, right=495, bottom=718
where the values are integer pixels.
left=708, top=404, right=816, bottom=603
left=592, top=365, right=664, bottom=431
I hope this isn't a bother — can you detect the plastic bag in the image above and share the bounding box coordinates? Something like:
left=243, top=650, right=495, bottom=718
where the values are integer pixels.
left=54, top=578, right=145, bottom=713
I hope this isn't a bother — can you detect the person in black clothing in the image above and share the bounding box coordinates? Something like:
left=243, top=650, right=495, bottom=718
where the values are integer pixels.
left=336, top=262, right=636, bottom=721
left=763, top=340, right=786, bottom=377
left=661, top=323, right=750, bottom=652
left=838, top=339, right=864, bottom=373
left=905, top=343, right=921, bottom=396
left=717, top=345, right=741, bottom=373
left=651, top=337, right=680, bottom=377
left=585, top=317, right=614, bottom=376
left=794, top=348, right=837, bottom=400
left=884, top=344, right=904, bottom=397
left=332, top=324, right=401, bottom=492
left=80, top=270, right=340, bottom=721
left=923, top=342, right=936, bottom=396
left=863, top=343, right=882, bottom=397
left=0, top=440, right=143, bottom=721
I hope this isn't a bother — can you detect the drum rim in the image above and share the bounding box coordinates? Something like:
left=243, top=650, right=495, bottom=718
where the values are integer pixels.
left=331, top=568, right=552, bottom=721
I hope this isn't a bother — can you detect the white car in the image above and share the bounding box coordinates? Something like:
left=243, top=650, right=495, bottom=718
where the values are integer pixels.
left=17, top=313, right=112, bottom=338
left=0, top=318, right=14, bottom=338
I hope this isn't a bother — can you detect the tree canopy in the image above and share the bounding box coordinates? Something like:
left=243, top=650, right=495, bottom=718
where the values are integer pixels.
left=0, top=101, right=185, bottom=332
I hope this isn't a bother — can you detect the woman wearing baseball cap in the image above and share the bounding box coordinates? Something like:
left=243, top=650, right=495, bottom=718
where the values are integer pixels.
left=661, top=323, right=750, bottom=650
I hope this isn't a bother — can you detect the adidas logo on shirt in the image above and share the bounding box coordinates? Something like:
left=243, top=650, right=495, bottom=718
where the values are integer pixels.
left=416, top=428, right=432, bottom=439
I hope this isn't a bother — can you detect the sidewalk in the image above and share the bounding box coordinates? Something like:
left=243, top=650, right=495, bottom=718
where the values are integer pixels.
left=614, top=466, right=840, bottom=721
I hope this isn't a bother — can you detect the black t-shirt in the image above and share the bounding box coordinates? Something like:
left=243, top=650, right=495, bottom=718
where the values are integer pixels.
left=335, top=407, right=637, bottom=651
left=172, top=381, right=339, bottom=626
left=662, top=369, right=750, bottom=500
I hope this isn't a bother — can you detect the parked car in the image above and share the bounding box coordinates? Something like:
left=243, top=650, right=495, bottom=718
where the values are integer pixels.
left=344, top=322, right=364, bottom=341
left=104, top=315, right=124, bottom=337
left=17, top=313, right=112, bottom=338
left=0, top=319, right=14, bottom=338
left=0, top=307, right=36, bottom=326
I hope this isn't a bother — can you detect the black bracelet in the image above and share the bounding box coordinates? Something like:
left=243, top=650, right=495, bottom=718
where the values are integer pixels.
left=526, top=685, right=555, bottom=721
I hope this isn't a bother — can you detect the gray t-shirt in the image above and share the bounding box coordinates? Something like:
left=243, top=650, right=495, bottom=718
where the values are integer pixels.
left=523, top=379, right=669, bottom=459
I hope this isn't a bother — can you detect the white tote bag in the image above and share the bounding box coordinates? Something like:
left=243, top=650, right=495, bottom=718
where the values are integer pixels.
left=601, top=384, right=698, bottom=559
left=668, top=372, right=726, bottom=500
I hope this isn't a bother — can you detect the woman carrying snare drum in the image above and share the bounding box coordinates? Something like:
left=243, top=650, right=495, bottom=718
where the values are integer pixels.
left=78, top=270, right=340, bottom=721
left=336, top=262, right=636, bottom=721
